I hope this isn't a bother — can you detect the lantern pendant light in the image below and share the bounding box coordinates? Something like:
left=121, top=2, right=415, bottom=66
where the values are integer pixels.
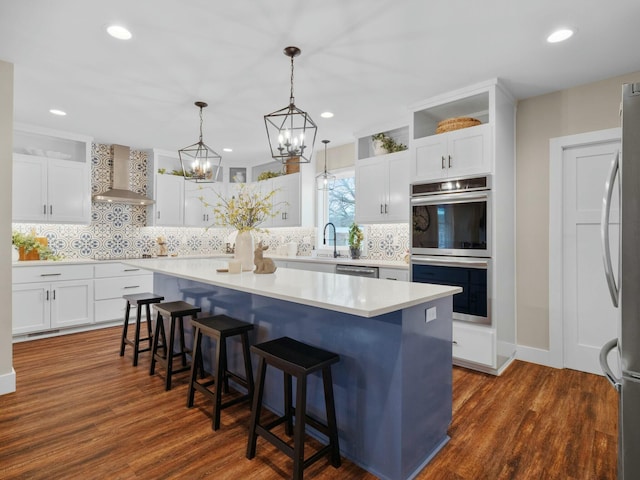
left=178, top=101, right=222, bottom=183
left=264, top=46, right=317, bottom=166
left=316, top=139, right=336, bottom=191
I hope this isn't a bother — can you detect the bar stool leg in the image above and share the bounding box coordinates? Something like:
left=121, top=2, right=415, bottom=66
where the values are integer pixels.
left=213, top=334, right=226, bottom=431
left=132, top=305, right=143, bottom=366
left=284, top=372, right=293, bottom=436
left=165, top=317, right=177, bottom=391
left=292, top=373, right=307, bottom=480
left=178, top=316, right=188, bottom=367
left=323, top=367, right=341, bottom=467
left=247, top=357, right=267, bottom=459
left=120, top=301, right=131, bottom=357
left=187, top=326, right=203, bottom=408
left=241, top=332, right=254, bottom=401
left=145, top=303, right=153, bottom=350
left=149, top=311, right=164, bottom=376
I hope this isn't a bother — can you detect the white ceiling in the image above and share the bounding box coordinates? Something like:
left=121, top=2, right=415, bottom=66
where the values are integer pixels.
left=1, top=0, right=639, bottom=167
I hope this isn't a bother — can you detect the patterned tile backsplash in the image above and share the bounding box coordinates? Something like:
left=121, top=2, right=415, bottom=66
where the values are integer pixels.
left=12, top=144, right=409, bottom=261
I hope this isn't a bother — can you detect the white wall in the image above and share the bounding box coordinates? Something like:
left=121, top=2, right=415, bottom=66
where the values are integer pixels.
left=516, top=70, right=640, bottom=351
left=0, top=59, right=15, bottom=395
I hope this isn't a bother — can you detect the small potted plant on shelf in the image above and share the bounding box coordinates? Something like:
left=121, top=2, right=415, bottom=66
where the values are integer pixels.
left=371, top=132, right=407, bottom=156
left=348, top=222, right=364, bottom=259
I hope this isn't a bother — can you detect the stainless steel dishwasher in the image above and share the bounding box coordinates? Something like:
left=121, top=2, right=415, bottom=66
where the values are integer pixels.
left=335, top=264, right=379, bottom=278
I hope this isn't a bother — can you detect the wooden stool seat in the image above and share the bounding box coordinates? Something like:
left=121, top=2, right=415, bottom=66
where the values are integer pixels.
left=149, top=301, right=201, bottom=391
left=187, top=315, right=254, bottom=430
left=119, top=292, right=164, bottom=366
left=246, top=336, right=341, bottom=479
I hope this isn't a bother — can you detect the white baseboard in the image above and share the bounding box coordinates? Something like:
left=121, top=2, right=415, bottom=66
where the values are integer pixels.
left=0, top=368, right=16, bottom=396
left=516, top=345, right=562, bottom=369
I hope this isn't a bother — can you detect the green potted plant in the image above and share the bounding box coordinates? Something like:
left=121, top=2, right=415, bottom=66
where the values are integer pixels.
left=371, top=132, right=407, bottom=155
left=12, top=231, right=58, bottom=261
left=348, top=222, right=364, bottom=259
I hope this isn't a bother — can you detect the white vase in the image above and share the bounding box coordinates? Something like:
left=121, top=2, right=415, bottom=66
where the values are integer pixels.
left=12, top=246, right=19, bottom=263
left=373, top=139, right=388, bottom=156
left=234, top=230, right=254, bottom=271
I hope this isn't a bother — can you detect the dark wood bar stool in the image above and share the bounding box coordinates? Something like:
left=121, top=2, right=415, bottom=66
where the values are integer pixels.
left=150, top=300, right=201, bottom=391
left=186, top=315, right=254, bottom=430
left=119, top=292, right=164, bottom=366
left=246, top=336, right=341, bottom=480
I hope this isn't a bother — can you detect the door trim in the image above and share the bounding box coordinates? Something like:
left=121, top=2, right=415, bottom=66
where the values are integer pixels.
left=547, top=127, right=621, bottom=369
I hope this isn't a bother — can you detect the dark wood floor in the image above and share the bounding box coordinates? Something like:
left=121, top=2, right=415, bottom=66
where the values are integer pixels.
left=0, top=325, right=617, bottom=480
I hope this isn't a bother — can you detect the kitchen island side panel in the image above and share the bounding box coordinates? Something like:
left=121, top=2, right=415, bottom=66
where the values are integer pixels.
left=153, top=273, right=452, bottom=480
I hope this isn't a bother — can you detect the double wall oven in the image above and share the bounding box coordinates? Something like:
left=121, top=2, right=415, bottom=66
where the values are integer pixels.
left=410, top=175, right=491, bottom=325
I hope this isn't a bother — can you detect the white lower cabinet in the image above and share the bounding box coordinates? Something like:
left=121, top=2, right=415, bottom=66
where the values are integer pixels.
left=451, top=321, right=495, bottom=368
left=94, top=263, right=153, bottom=324
left=12, top=264, right=94, bottom=336
left=379, top=267, right=409, bottom=281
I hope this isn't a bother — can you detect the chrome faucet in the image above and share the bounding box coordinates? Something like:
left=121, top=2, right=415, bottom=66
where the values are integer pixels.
left=323, top=222, right=339, bottom=258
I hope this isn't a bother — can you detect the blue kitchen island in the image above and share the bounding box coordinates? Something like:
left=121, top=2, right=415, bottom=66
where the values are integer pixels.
left=124, top=257, right=461, bottom=480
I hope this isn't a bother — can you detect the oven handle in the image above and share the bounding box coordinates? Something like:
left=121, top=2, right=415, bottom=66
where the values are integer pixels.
left=411, top=191, right=490, bottom=205
left=410, top=256, right=489, bottom=269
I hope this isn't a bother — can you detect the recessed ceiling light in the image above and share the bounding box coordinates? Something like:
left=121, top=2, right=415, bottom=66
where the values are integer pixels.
left=107, top=25, right=132, bottom=40
left=49, top=109, right=66, bottom=116
left=223, top=148, right=233, bottom=152
left=547, top=28, right=574, bottom=43
left=320, top=112, right=334, bottom=118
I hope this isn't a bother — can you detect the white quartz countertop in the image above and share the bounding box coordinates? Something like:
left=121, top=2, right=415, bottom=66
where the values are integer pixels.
left=122, top=257, right=460, bottom=318
left=12, top=254, right=408, bottom=269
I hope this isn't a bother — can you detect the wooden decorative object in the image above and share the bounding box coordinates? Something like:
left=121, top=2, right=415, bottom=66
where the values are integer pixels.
left=253, top=241, right=277, bottom=274
left=436, top=117, right=481, bottom=134
left=285, top=157, right=300, bottom=175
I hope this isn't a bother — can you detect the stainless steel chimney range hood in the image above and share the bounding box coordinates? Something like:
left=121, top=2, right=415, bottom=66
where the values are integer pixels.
left=92, top=144, right=155, bottom=206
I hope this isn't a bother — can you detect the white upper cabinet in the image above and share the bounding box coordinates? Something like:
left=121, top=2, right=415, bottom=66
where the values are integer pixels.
left=412, top=123, right=491, bottom=180
left=146, top=149, right=185, bottom=226
left=184, top=181, right=226, bottom=227
left=12, top=124, right=92, bottom=224
left=410, top=81, right=510, bottom=181
left=355, top=124, right=410, bottom=224
left=271, top=173, right=301, bottom=227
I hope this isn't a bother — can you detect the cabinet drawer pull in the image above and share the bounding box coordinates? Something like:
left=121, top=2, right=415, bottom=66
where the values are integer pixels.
left=384, top=204, right=388, bottom=214
left=40, top=273, right=62, bottom=277
left=46, top=290, right=49, bottom=301
left=43, top=204, right=47, bottom=214
left=123, top=285, right=140, bottom=289
left=441, top=156, right=445, bottom=169
left=448, top=155, right=452, bottom=168
left=50, top=205, right=53, bottom=215
left=123, top=269, right=140, bottom=272
left=52, top=290, right=56, bottom=300
left=452, top=340, right=458, bottom=345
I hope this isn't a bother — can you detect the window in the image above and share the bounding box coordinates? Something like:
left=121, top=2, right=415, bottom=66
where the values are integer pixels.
left=317, top=168, right=355, bottom=249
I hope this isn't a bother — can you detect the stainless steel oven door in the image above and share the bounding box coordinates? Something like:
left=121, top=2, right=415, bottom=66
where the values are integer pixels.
left=411, top=255, right=491, bottom=325
left=411, top=190, right=491, bottom=257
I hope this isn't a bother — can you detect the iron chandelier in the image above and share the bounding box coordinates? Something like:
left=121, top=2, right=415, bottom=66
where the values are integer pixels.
left=264, top=46, right=317, bottom=165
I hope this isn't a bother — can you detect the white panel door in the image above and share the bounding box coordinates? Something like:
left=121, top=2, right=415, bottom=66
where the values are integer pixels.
left=50, top=280, right=94, bottom=329
left=12, top=155, right=48, bottom=222
left=47, top=159, right=90, bottom=223
left=12, top=282, right=49, bottom=334
left=562, top=140, right=620, bottom=374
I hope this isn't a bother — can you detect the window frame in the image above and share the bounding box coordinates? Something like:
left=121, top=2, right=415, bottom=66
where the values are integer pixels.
left=316, top=167, right=355, bottom=253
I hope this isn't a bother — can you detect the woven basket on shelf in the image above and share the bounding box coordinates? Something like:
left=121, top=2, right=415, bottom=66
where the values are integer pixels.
left=435, top=117, right=481, bottom=134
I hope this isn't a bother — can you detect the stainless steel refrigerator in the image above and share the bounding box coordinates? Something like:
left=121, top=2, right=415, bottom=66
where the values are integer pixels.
left=600, top=82, right=640, bottom=480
